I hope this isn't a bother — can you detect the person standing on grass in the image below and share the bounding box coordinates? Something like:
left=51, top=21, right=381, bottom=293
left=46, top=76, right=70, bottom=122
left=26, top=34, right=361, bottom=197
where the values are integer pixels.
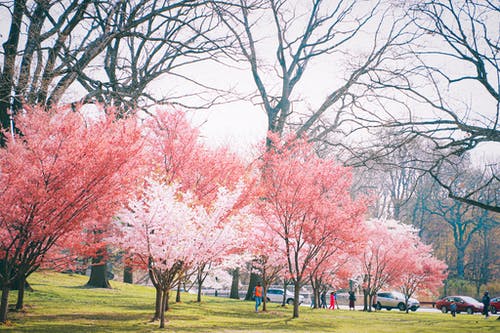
left=253, top=282, right=263, bottom=312
left=450, top=300, right=457, bottom=317
left=348, top=291, right=356, bottom=311
left=329, top=292, right=335, bottom=310
left=482, top=291, right=490, bottom=319
left=320, top=291, right=327, bottom=308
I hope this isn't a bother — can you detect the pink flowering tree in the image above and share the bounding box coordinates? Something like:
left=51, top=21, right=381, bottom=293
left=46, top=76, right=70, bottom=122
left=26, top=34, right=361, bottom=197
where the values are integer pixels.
left=256, top=133, right=367, bottom=318
left=397, top=242, right=448, bottom=313
left=144, top=109, right=251, bottom=304
left=190, top=183, right=249, bottom=303
left=360, top=219, right=422, bottom=311
left=114, top=180, right=199, bottom=329
left=248, top=215, right=288, bottom=311
left=0, top=105, right=144, bottom=323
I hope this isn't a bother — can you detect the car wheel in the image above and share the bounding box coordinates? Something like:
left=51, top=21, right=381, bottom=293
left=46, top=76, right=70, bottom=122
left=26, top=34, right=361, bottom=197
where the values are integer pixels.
left=466, top=307, right=473, bottom=315
left=266, top=297, right=270, bottom=302
left=374, top=302, right=382, bottom=310
left=398, top=303, right=406, bottom=311
left=490, top=306, right=497, bottom=314
left=286, top=298, right=294, bottom=305
left=441, top=306, right=447, bottom=313
left=410, top=306, right=417, bottom=312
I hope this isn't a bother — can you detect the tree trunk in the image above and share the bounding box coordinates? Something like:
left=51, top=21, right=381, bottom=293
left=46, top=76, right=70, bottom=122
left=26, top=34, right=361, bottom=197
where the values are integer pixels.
left=229, top=268, right=240, bottom=299
left=0, top=0, right=27, bottom=146
left=363, top=288, right=368, bottom=311
left=197, top=282, right=202, bottom=302
left=456, top=246, right=465, bottom=279
left=153, top=287, right=161, bottom=321
left=0, top=285, right=9, bottom=323
left=123, top=265, right=133, bottom=284
left=165, top=290, right=170, bottom=312
left=15, top=274, right=25, bottom=310
left=86, top=255, right=111, bottom=288
left=176, top=282, right=181, bottom=303
left=245, top=272, right=260, bottom=301
left=159, top=289, right=168, bottom=329
left=281, top=280, right=289, bottom=306
left=292, top=281, right=300, bottom=318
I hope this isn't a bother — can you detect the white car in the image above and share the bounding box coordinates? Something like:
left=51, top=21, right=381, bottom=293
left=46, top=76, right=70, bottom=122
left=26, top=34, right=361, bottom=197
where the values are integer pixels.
left=266, top=288, right=304, bottom=305
left=373, top=291, right=420, bottom=311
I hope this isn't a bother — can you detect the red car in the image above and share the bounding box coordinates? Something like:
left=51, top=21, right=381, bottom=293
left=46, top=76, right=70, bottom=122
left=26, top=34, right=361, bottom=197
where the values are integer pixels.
left=435, top=296, right=484, bottom=314
left=489, top=297, right=500, bottom=314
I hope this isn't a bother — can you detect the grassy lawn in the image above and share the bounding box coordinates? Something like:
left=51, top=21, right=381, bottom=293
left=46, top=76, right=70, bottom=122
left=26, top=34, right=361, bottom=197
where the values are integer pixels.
left=0, top=271, right=498, bottom=332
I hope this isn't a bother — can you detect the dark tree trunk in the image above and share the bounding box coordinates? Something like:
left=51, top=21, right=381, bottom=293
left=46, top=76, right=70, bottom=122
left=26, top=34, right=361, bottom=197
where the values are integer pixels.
left=123, top=265, right=133, bottom=284
left=86, top=255, right=111, bottom=288
left=292, top=281, right=300, bottom=318
left=229, top=268, right=240, bottom=299
left=153, top=287, right=161, bottom=321
left=245, top=272, right=260, bottom=301
left=0, top=0, right=27, bottom=146
left=15, top=274, right=26, bottom=310
left=159, top=289, right=167, bottom=329
left=0, top=284, right=9, bottom=323
left=176, top=282, right=181, bottom=303
left=456, top=246, right=465, bottom=279
left=164, top=290, right=170, bottom=312
left=363, top=288, right=369, bottom=311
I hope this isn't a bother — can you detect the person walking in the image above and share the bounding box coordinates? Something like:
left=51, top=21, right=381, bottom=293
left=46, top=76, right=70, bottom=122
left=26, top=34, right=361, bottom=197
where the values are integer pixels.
left=482, top=291, right=491, bottom=318
left=320, top=291, right=327, bottom=309
left=253, top=282, right=263, bottom=312
left=348, top=291, right=356, bottom=311
left=329, top=292, right=335, bottom=310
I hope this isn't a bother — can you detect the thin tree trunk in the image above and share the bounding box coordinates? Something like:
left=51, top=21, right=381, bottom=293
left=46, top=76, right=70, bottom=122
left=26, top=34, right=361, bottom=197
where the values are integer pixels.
left=0, top=285, right=9, bottom=323
left=153, top=287, right=161, bottom=321
left=176, top=282, right=181, bottom=303
left=159, top=289, right=167, bottom=329
left=164, top=290, right=170, bottom=312
left=292, top=281, right=300, bottom=318
left=15, top=274, right=25, bottom=310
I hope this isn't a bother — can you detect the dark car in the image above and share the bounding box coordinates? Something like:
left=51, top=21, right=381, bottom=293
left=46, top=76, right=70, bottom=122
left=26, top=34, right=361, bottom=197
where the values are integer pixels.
left=435, top=296, right=484, bottom=314
left=489, top=297, right=500, bottom=314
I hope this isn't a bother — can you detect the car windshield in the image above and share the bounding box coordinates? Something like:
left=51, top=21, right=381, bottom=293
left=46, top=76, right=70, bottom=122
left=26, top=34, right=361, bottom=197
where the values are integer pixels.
left=461, top=296, right=479, bottom=304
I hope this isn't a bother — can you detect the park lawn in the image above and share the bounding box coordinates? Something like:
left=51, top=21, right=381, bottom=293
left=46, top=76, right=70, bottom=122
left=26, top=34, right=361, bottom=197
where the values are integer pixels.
left=0, top=271, right=497, bottom=332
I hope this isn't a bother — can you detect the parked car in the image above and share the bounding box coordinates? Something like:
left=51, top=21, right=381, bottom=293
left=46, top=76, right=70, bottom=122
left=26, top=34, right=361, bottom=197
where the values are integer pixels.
left=489, top=297, right=500, bottom=314
left=373, top=291, right=420, bottom=311
left=435, top=296, right=484, bottom=314
left=266, top=288, right=304, bottom=305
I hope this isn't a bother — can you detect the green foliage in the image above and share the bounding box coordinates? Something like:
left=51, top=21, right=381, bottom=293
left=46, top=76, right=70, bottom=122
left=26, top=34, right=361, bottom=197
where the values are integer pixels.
left=1, top=271, right=498, bottom=332
left=445, top=278, right=477, bottom=296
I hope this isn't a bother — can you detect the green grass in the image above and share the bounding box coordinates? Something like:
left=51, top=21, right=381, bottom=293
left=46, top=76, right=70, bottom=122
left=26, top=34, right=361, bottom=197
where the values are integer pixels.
left=1, top=271, right=498, bottom=332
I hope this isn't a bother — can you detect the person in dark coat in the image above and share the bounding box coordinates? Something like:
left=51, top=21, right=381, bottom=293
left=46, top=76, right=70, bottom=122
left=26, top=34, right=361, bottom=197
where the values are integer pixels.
left=348, top=291, right=356, bottom=310
left=482, top=291, right=491, bottom=318
left=320, top=291, right=327, bottom=308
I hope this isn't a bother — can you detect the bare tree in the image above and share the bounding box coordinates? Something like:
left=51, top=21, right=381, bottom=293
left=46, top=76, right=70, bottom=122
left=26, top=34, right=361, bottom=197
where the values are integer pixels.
left=425, top=161, right=496, bottom=278
left=344, top=0, right=499, bottom=212
left=0, top=0, right=229, bottom=144
left=78, top=0, right=233, bottom=115
left=214, top=0, right=413, bottom=145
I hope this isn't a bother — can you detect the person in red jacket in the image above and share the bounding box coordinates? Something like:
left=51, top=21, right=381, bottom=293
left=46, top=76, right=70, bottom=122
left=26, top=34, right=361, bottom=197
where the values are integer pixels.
left=253, top=282, right=263, bottom=312
left=329, top=292, right=335, bottom=310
